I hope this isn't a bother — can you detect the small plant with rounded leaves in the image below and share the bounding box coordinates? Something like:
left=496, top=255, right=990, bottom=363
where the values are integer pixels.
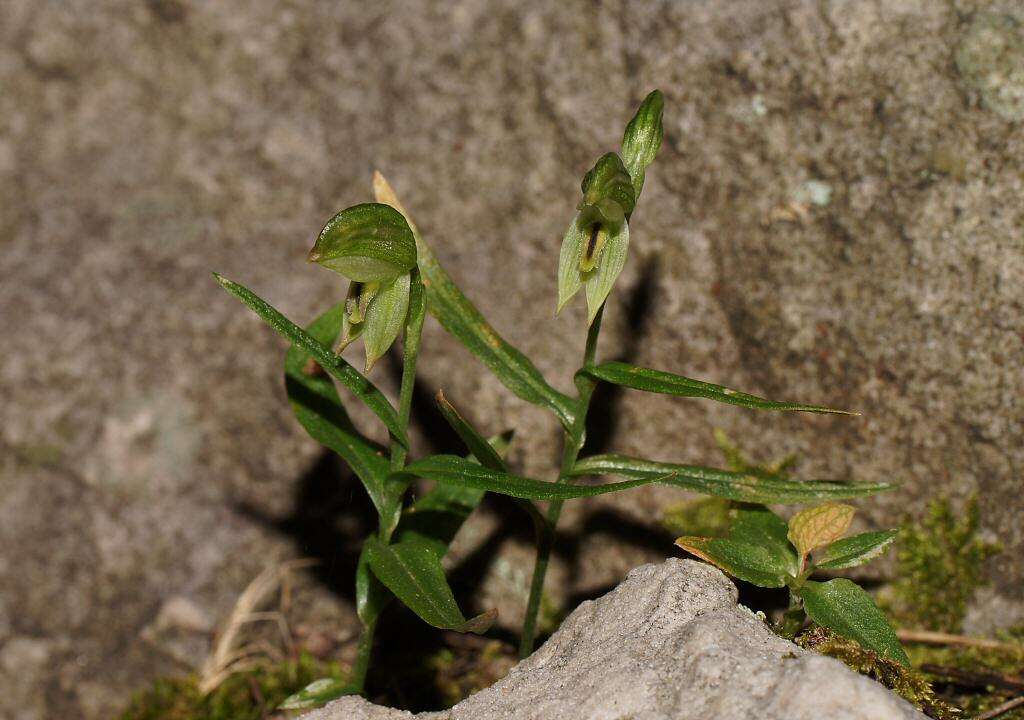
left=214, top=90, right=899, bottom=708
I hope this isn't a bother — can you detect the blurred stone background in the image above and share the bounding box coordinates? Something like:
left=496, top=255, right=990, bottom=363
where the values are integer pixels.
left=1, top=0, right=1022, bottom=717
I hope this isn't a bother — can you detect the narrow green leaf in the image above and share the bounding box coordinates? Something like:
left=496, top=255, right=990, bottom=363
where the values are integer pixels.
left=815, top=530, right=899, bottom=570
left=373, top=170, right=574, bottom=427
left=394, top=455, right=679, bottom=501
left=417, top=244, right=576, bottom=428
left=570, top=454, right=894, bottom=503
left=798, top=578, right=910, bottom=665
left=583, top=362, right=856, bottom=415
left=214, top=273, right=408, bottom=447
left=283, top=303, right=392, bottom=516
left=675, top=536, right=789, bottom=588
left=584, top=220, right=629, bottom=324
left=556, top=215, right=586, bottom=313
left=620, top=89, right=664, bottom=198
left=362, top=272, right=411, bottom=372
left=280, top=678, right=359, bottom=710
left=729, top=505, right=800, bottom=575
left=435, top=390, right=507, bottom=472
left=364, top=536, right=495, bottom=633
left=394, top=431, right=512, bottom=558
left=308, top=203, right=417, bottom=282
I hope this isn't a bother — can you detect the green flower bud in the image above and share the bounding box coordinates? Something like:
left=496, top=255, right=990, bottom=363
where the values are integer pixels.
left=579, top=152, right=635, bottom=224
left=308, top=203, right=417, bottom=282
left=620, top=89, right=664, bottom=197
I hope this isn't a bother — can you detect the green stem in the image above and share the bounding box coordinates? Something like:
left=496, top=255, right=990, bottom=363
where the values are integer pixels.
left=518, top=305, right=604, bottom=658
left=355, top=273, right=426, bottom=693
left=349, top=617, right=377, bottom=691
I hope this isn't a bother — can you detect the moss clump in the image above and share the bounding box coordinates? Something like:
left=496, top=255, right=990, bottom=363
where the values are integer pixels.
left=796, top=625, right=960, bottom=719
left=885, top=496, right=1000, bottom=632
left=119, top=654, right=346, bottom=720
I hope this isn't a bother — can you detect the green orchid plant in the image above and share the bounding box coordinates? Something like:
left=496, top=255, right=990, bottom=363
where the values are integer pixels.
left=214, top=89, right=900, bottom=709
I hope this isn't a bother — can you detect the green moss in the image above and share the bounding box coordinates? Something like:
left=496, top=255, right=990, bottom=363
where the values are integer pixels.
left=119, top=654, right=346, bottom=720
left=797, top=625, right=960, bottom=719
left=885, top=496, right=1000, bottom=633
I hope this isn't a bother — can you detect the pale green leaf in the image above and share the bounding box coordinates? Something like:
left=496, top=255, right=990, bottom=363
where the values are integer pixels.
left=815, top=530, right=898, bottom=570
left=798, top=579, right=909, bottom=665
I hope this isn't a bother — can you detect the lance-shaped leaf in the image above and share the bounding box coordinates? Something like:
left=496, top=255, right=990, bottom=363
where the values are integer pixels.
left=215, top=274, right=408, bottom=447
left=582, top=362, right=856, bottom=415
left=570, top=454, right=894, bottom=503
left=798, top=579, right=909, bottom=666
left=621, top=89, right=664, bottom=197
left=364, top=536, right=496, bottom=633
left=584, top=221, right=629, bottom=324
left=395, top=431, right=512, bottom=558
left=674, top=536, right=790, bottom=588
left=308, top=203, right=417, bottom=282
left=788, top=502, right=855, bottom=560
left=362, top=272, right=411, bottom=372
left=283, top=303, right=392, bottom=515
left=815, top=529, right=898, bottom=570
left=729, top=505, right=800, bottom=575
left=393, top=454, right=684, bottom=501
left=372, top=171, right=576, bottom=429
left=280, top=678, right=359, bottom=711
left=434, top=392, right=545, bottom=531
left=435, top=390, right=507, bottom=472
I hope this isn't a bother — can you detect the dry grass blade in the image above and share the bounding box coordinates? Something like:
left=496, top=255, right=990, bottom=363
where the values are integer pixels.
left=897, top=629, right=1022, bottom=652
left=198, top=559, right=318, bottom=695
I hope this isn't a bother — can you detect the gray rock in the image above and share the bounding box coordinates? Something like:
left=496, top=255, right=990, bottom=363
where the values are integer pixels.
left=304, top=559, right=926, bottom=720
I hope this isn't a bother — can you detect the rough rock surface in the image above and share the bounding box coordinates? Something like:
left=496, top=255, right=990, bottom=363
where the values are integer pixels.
left=2, top=0, right=1022, bottom=717
left=304, top=559, right=927, bottom=720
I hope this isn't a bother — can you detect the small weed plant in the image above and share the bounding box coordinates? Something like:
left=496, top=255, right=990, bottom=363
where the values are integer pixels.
left=215, top=91, right=902, bottom=708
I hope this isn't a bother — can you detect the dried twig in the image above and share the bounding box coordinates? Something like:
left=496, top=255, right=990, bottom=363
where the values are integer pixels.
left=897, top=629, right=1022, bottom=653
left=921, top=664, right=1024, bottom=693
left=973, top=695, right=1024, bottom=720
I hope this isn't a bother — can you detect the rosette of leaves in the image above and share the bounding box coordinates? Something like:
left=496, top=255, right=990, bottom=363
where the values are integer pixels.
left=676, top=503, right=907, bottom=665
left=307, top=203, right=418, bottom=371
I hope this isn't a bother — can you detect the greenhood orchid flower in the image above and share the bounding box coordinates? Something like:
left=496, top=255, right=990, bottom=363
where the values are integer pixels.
left=556, top=90, right=664, bottom=325
left=308, top=202, right=417, bottom=371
